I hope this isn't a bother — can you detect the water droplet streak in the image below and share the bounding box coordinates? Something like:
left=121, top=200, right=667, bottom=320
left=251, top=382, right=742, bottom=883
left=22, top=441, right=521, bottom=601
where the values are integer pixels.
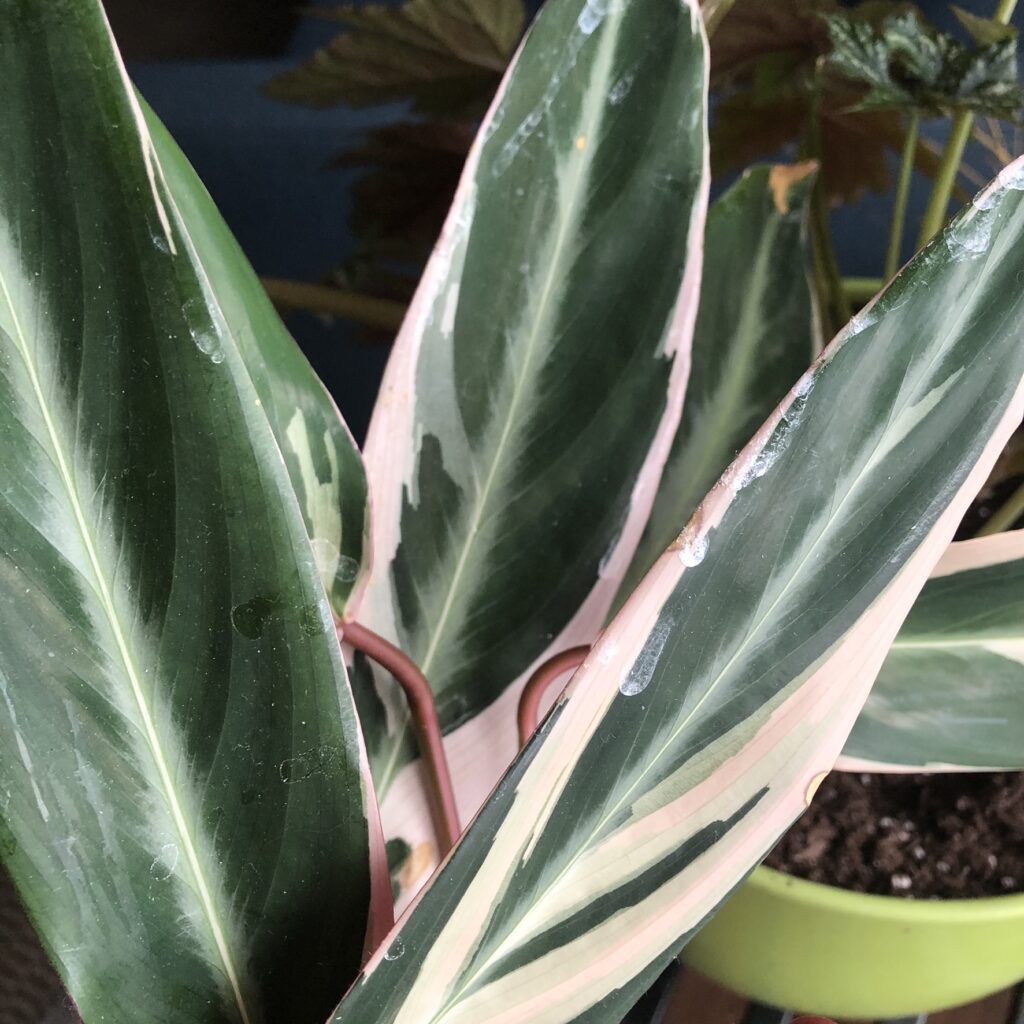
left=149, top=842, right=179, bottom=881
left=279, top=743, right=337, bottom=784
left=677, top=533, right=707, bottom=568
left=231, top=595, right=278, bottom=640
left=619, top=617, right=673, bottom=697
left=184, top=297, right=225, bottom=363
left=730, top=375, right=814, bottom=494
left=945, top=204, right=995, bottom=260
left=193, top=330, right=224, bottom=364
left=608, top=70, right=635, bottom=105
left=578, top=0, right=610, bottom=34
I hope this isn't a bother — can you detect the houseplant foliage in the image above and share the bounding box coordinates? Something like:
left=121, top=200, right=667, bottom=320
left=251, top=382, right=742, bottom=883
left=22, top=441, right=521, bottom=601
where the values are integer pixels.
left=3, top=3, right=1024, bottom=1024
left=354, top=0, right=709, bottom=833
left=265, top=0, right=1024, bottom=339
left=0, top=3, right=383, bottom=1023
left=840, top=530, right=1024, bottom=773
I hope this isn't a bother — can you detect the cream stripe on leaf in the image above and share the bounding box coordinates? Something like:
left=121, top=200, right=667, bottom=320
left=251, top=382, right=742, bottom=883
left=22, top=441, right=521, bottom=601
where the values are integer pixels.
left=353, top=0, right=709, bottom=840
left=839, top=531, right=1024, bottom=772
left=329, top=156, right=1024, bottom=1024
left=0, top=4, right=375, bottom=1023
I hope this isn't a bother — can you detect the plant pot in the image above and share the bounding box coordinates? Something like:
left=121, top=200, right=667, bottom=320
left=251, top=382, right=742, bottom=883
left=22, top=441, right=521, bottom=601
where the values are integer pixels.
left=680, top=865, right=1024, bottom=1018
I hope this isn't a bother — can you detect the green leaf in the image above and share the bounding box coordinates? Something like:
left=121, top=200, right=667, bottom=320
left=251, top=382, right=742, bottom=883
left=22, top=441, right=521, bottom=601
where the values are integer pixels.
left=707, top=2, right=963, bottom=203
left=823, top=12, right=908, bottom=107
left=265, top=0, right=526, bottom=114
left=952, top=6, right=1017, bottom=47
left=330, top=157, right=1024, bottom=1024
left=621, top=161, right=819, bottom=597
left=143, top=104, right=371, bottom=613
left=0, top=4, right=377, bottom=1022
left=840, top=532, right=1024, bottom=772
left=824, top=10, right=1024, bottom=118
left=353, top=0, right=709, bottom=864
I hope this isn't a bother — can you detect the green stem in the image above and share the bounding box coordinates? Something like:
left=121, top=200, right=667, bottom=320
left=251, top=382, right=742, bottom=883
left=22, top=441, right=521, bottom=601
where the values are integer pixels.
left=885, top=112, right=919, bottom=280
left=841, top=277, right=884, bottom=306
left=917, top=0, right=1018, bottom=247
left=978, top=478, right=1024, bottom=536
left=261, top=277, right=406, bottom=332
left=806, top=64, right=851, bottom=333
left=916, top=111, right=973, bottom=247
left=810, top=184, right=851, bottom=332
left=809, top=199, right=836, bottom=335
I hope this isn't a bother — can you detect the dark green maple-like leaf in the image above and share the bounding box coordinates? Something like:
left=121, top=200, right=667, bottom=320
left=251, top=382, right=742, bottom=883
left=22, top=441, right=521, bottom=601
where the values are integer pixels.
left=709, top=0, right=988, bottom=201
left=825, top=10, right=1024, bottom=118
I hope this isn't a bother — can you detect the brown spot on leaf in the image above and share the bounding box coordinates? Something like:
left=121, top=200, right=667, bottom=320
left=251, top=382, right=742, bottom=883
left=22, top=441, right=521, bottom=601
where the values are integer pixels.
left=768, top=160, right=818, bottom=213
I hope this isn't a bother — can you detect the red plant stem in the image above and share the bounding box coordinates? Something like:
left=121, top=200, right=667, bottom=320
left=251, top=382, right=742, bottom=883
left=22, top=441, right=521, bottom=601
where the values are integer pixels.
left=339, top=620, right=461, bottom=855
left=517, top=645, right=591, bottom=746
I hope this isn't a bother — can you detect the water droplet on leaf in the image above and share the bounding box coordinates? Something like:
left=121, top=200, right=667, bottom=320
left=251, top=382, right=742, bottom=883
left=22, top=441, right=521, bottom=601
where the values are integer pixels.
left=231, top=595, right=278, bottom=640
left=335, top=556, right=359, bottom=583
left=677, top=534, right=707, bottom=568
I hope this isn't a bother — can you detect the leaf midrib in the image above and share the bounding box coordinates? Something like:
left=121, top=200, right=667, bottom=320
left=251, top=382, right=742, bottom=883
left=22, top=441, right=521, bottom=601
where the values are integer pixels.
left=419, top=8, right=634, bottom=1018
left=891, top=635, right=1024, bottom=650
left=416, top=16, right=619, bottom=688
left=669, top=206, right=782, bottom=521
left=0, top=265, right=252, bottom=1024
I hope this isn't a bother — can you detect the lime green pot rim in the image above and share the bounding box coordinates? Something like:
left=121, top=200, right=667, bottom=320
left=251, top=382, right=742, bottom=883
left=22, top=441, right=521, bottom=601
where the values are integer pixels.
left=682, top=863, right=1024, bottom=1015
left=748, top=862, right=1024, bottom=919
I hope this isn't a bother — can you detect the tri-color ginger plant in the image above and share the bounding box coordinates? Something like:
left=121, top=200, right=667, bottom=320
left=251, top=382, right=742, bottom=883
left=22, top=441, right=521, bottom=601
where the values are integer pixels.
left=1, top=1, right=1023, bottom=1023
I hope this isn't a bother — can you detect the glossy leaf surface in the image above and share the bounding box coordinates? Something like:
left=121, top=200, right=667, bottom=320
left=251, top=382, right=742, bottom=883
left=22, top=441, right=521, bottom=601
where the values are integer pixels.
left=143, top=105, right=370, bottom=613
left=0, top=5, right=374, bottom=1023
left=841, top=531, right=1024, bottom=772
left=355, top=0, right=709, bottom=843
left=622, top=160, right=819, bottom=595
left=330, top=159, right=1024, bottom=1024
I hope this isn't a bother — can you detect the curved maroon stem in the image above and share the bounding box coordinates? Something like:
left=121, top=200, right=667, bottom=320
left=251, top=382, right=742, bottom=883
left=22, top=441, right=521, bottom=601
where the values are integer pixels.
left=339, top=620, right=461, bottom=855
left=517, top=645, right=591, bottom=747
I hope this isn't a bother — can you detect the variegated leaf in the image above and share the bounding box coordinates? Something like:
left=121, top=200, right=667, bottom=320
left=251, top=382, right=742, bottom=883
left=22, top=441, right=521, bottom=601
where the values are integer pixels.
left=621, top=160, right=820, bottom=597
left=839, top=531, right=1024, bottom=772
left=0, top=4, right=378, bottom=1022
left=143, top=105, right=370, bottom=613
left=355, top=0, right=709, bottom=837
left=328, top=160, right=1024, bottom=1024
